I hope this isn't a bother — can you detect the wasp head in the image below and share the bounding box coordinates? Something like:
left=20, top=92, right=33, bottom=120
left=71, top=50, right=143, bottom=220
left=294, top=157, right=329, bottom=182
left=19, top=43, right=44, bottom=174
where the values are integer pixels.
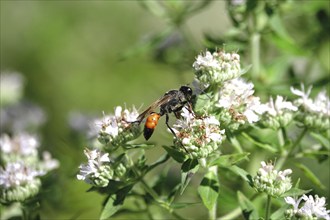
left=179, top=86, right=193, bottom=101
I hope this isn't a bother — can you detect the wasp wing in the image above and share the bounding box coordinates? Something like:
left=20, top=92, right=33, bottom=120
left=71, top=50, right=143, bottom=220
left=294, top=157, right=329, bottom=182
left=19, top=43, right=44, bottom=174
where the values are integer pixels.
left=136, top=93, right=174, bottom=123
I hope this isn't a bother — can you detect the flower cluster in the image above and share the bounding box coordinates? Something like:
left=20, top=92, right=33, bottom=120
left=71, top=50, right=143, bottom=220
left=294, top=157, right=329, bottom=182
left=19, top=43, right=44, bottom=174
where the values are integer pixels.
left=77, top=149, right=113, bottom=187
left=193, top=50, right=242, bottom=87
left=172, top=108, right=225, bottom=160
left=285, top=194, right=330, bottom=220
left=0, top=162, right=43, bottom=202
left=253, top=161, right=292, bottom=197
left=215, top=77, right=265, bottom=131
left=258, top=96, right=298, bottom=130
left=96, top=106, right=140, bottom=149
left=291, top=85, right=330, bottom=132
left=0, top=133, right=59, bottom=202
left=77, top=149, right=139, bottom=187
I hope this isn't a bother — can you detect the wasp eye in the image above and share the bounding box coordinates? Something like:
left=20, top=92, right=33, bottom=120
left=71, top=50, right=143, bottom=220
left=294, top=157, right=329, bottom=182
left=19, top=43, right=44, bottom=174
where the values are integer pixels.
left=180, top=86, right=192, bottom=96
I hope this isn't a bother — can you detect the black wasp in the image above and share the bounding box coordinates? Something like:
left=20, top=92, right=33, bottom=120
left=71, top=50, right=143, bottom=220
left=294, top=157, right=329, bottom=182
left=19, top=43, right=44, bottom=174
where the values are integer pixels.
left=136, top=86, right=193, bottom=140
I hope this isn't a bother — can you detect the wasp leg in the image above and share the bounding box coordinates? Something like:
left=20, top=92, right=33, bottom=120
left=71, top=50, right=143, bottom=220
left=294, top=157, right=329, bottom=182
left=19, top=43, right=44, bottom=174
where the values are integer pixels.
left=165, top=114, right=189, bottom=154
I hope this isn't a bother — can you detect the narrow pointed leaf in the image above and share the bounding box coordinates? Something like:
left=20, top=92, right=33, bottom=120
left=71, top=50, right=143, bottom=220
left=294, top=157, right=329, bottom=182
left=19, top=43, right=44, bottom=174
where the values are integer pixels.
left=295, top=163, right=325, bottom=189
left=241, top=132, right=277, bottom=153
left=100, top=185, right=133, bottom=220
left=198, top=170, right=220, bottom=211
left=162, top=145, right=186, bottom=163
left=100, top=196, right=122, bottom=220
left=180, top=159, right=199, bottom=194
left=237, top=191, right=259, bottom=220
left=310, top=132, right=330, bottom=150
left=210, top=153, right=250, bottom=167
left=228, top=165, right=251, bottom=183
left=270, top=205, right=289, bottom=220
left=282, top=187, right=312, bottom=197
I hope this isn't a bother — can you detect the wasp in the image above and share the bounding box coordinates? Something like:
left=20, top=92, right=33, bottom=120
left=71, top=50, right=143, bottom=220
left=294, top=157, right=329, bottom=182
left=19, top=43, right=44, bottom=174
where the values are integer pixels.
left=136, top=86, right=193, bottom=140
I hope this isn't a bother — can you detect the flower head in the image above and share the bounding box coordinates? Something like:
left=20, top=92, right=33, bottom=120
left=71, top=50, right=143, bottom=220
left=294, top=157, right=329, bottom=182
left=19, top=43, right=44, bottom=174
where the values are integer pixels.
left=172, top=108, right=225, bottom=160
left=291, top=85, right=330, bottom=132
left=215, top=78, right=265, bottom=131
left=96, top=106, right=140, bottom=148
left=258, top=96, right=298, bottom=130
left=0, top=133, right=59, bottom=203
left=0, top=162, right=44, bottom=202
left=193, top=50, right=243, bottom=87
left=0, top=133, right=39, bottom=164
left=285, top=194, right=330, bottom=220
left=253, top=161, right=292, bottom=197
left=77, top=149, right=113, bottom=187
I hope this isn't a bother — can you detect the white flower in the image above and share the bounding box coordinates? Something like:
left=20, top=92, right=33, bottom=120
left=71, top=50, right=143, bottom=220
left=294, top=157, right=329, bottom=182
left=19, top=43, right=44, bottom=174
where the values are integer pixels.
left=216, top=78, right=265, bottom=125
left=0, top=162, right=44, bottom=189
left=77, top=149, right=112, bottom=186
left=263, top=96, right=298, bottom=117
left=95, top=106, right=140, bottom=146
left=258, top=96, right=298, bottom=129
left=291, top=84, right=330, bottom=131
left=173, top=108, right=225, bottom=159
left=193, top=51, right=220, bottom=71
left=40, top=151, right=60, bottom=172
left=253, top=161, right=292, bottom=197
left=285, top=194, right=330, bottom=220
left=0, top=133, right=39, bottom=157
left=193, top=50, right=242, bottom=85
left=291, top=85, right=330, bottom=117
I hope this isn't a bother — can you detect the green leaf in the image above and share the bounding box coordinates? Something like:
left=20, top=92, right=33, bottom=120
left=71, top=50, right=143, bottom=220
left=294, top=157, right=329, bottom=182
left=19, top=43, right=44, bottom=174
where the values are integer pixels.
left=170, top=202, right=200, bottom=209
left=270, top=205, right=289, bottom=220
left=162, top=145, right=186, bottom=163
left=100, top=185, right=133, bottom=220
left=269, top=14, right=294, bottom=45
left=241, top=132, right=277, bottom=153
left=295, top=163, right=326, bottom=190
left=228, top=165, right=251, bottom=184
left=123, top=143, right=155, bottom=150
left=310, top=132, right=330, bottom=150
left=210, top=153, right=250, bottom=167
left=180, top=159, right=199, bottom=194
left=100, top=196, right=122, bottom=220
left=237, top=191, right=259, bottom=220
left=282, top=187, right=312, bottom=197
left=198, top=169, right=220, bottom=211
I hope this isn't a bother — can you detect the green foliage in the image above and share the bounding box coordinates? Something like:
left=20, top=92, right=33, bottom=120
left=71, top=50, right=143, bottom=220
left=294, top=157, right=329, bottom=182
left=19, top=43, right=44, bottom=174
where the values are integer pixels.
left=198, top=168, right=220, bottom=211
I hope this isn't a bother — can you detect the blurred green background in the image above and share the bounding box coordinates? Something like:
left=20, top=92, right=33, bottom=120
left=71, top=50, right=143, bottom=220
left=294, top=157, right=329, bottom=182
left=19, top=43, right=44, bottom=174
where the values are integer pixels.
left=1, top=1, right=231, bottom=219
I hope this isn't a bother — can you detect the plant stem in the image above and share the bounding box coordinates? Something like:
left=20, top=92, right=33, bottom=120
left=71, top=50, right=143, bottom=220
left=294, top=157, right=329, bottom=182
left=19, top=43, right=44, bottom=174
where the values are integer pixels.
left=251, top=32, right=261, bottom=80
left=209, top=165, right=218, bottom=220
left=140, top=178, right=186, bottom=220
left=277, top=127, right=287, bottom=153
left=229, top=136, right=243, bottom=153
left=275, top=127, right=308, bottom=170
left=265, top=195, right=272, bottom=220
left=140, top=178, right=162, bottom=204
left=21, top=205, right=29, bottom=220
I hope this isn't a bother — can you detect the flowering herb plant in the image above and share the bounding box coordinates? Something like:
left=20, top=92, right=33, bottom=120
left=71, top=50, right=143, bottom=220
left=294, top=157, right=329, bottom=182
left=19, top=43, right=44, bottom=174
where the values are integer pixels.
left=0, top=72, right=59, bottom=219
left=1, top=1, right=329, bottom=220
left=76, top=48, right=329, bottom=220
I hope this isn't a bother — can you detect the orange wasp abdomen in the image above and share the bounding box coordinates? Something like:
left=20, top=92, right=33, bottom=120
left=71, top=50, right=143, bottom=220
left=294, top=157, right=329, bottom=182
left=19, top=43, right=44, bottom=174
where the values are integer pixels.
left=144, top=113, right=161, bottom=140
